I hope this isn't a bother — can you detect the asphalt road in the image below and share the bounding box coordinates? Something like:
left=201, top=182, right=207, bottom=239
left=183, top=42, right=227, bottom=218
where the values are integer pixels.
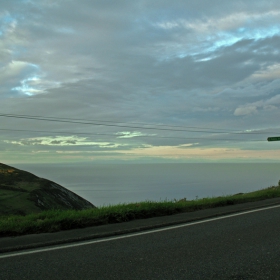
left=1, top=205, right=280, bottom=279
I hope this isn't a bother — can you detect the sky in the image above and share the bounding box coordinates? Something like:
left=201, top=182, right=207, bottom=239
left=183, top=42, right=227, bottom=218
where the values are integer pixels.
left=1, top=0, right=280, bottom=164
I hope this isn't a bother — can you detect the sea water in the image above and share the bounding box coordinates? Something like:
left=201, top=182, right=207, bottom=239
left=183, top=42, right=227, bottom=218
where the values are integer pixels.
left=15, top=163, right=280, bottom=207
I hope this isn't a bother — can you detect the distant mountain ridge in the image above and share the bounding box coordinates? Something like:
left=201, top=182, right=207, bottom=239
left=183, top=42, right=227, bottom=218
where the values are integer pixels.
left=0, top=163, right=95, bottom=216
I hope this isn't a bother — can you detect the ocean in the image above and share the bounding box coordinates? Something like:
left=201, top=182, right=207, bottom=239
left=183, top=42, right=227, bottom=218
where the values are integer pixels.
left=15, top=163, right=280, bottom=207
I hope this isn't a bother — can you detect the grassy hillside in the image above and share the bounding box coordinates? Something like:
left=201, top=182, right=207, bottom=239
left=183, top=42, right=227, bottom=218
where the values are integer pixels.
left=0, top=163, right=95, bottom=216
left=1, top=184, right=280, bottom=237
left=1, top=162, right=280, bottom=237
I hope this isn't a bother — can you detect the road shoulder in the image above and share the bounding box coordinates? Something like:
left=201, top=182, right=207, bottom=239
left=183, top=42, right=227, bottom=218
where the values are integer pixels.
left=1, top=197, right=280, bottom=254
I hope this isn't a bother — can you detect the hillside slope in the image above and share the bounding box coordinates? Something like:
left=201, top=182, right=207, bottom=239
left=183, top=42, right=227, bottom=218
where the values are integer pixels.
left=0, top=163, right=95, bottom=216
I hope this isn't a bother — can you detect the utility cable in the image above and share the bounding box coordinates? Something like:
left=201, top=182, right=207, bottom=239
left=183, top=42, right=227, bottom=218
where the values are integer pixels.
left=0, top=113, right=236, bottom=132
left=0, top=113, right=277, bottom=135
left=0, top=128, right=265, bottom=142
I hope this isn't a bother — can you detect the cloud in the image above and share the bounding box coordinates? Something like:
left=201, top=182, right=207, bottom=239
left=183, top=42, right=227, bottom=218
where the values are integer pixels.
left=4, top=136, right=128, bottom=148
left=1, top=0, right=280, bottom=163
left=112, top=144, right=280, bottom=161
left=148, top=9, right=280, bottom=62
left=192, top=107, right=220, bottom=113
left=234, top=106, right=258, bottom=116
left=234, top=94, right=280, bottom=116
left=252, top=63, right=280, bottom=81
left=116, top=131, right=156, bottom=138
left=0, top=61, right=44, bottom=97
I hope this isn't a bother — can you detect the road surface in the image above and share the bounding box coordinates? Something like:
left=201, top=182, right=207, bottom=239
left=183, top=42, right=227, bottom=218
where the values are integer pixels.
left=1, top=205, right=280, bottom=279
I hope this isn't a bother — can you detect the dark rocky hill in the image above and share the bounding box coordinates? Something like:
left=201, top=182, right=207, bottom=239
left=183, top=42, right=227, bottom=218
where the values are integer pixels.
left=0, top=163, right=95, bottom=216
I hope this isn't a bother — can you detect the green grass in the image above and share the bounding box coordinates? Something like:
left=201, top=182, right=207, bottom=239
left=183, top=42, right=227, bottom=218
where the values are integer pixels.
left=1, top=185, right=280, bottom=237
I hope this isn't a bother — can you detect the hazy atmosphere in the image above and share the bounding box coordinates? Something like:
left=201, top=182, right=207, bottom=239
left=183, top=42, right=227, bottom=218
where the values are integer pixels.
left=2, top=3, right=280, bottom=276
left=1, top=0, right=280, bottom=164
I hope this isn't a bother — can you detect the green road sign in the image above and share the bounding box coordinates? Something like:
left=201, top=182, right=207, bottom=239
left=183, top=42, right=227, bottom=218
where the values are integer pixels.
left=267, top=137, right=280, bottom=141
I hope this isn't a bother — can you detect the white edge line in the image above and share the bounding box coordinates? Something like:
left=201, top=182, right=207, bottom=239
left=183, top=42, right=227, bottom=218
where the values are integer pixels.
left=1, top=204, right=280, bottom=259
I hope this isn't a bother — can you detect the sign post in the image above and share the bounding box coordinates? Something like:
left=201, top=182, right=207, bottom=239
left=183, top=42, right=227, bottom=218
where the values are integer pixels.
left=267, top=137, right=280, bottom=142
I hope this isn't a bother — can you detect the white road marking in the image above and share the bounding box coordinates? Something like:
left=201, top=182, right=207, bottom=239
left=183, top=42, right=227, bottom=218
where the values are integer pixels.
left=1, top=204, right=280, bottom=259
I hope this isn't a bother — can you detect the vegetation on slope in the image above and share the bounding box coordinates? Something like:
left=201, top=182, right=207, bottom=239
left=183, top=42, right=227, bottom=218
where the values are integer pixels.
left=0, top=163, right=95, bottom=216
left=1, top=184, right=280, bottom=237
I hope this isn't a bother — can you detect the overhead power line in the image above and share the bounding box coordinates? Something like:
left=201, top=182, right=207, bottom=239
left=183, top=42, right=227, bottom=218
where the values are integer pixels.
left=0, top=113, right=235, bottom=131
left=0, top=113, right=277, bottom=135
left=0, top=128, right=265, bottom=142
left=0, top=113, right=236, bottom=133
